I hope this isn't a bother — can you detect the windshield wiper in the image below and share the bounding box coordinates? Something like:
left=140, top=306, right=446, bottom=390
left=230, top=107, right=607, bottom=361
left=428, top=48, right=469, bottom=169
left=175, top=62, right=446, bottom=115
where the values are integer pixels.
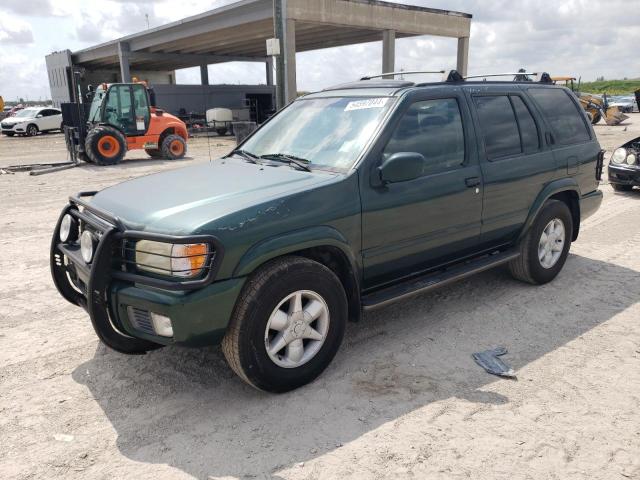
left=260, top=153, right=312, bottom=172
left=230, top=149, right=261, bottom=164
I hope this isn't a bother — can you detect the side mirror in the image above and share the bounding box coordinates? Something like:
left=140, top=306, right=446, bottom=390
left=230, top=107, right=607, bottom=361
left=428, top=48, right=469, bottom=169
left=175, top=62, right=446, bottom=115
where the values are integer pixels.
left=36, top=114, right=43, bottom=118
left=378, top=152, right=426, bottom=184
left=155, top=108, right=164, bottom=116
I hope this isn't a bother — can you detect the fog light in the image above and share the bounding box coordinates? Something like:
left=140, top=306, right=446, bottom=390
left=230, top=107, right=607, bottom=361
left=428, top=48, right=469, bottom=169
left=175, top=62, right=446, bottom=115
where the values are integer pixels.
left=150, top=313, right=173, bottom=337
left=80, top=230, right=95, bottom=263
left=626, top=153, right=637, bottom=165
left=59, top=214, right=78, bottom=243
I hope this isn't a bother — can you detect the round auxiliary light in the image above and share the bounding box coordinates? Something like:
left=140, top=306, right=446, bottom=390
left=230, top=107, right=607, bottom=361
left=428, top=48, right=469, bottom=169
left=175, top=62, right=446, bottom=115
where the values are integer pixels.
left=80, top=230, right=95, bottom=263
left=59, top=214, right=78, bottom=243
left=611, top=148, right=627, bottom=164
left=626, top=153, right=637, bottom=165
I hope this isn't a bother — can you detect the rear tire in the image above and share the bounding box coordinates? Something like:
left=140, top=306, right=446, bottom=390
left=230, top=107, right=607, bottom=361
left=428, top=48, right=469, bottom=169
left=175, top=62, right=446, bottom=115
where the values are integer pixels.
left=612, top=183, right=633, bottom=192
left=161, top=134, right=187, bottom=159
left=26, top=124, right=38, bottom=137
left=222, top=256, right=347, bottom=393
left=85, top=125, right=126, bottom=165
left=509, top=200, right=573, bottom=285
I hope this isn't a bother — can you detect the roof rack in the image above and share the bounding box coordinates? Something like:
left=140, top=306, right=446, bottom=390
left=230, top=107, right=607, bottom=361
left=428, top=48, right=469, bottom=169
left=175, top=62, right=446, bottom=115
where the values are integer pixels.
left=442, top=69, right=554, bottom=84
left=360, top=70, right=445, bottom=81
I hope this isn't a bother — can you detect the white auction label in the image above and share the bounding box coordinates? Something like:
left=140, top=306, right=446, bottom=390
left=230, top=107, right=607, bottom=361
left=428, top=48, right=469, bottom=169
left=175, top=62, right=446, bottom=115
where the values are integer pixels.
left=344, top=98, right=389, bottom=111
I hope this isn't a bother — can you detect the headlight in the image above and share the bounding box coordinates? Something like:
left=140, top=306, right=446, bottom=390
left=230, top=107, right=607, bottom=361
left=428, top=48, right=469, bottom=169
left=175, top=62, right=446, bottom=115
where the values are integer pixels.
left=59, top=214, right=78, bottom=243
left=611, top=148, right=627, bottom=164
left=135, top=240, right=209, bottom=278
left=626, top=153, right=637, bottom=165
left=80, top=230, right=96, bottom=263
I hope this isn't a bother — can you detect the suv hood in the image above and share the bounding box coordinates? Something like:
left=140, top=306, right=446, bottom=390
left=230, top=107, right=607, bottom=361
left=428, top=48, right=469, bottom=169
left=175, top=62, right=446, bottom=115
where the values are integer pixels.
left=91, top=158, right=338, bottom=233
left=2, top=117, right=31, bottom=125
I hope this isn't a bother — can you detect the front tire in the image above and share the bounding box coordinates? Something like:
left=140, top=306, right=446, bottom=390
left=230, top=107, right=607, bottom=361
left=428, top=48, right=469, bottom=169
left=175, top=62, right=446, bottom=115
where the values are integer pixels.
left=222, top=256, right=347, bottom=393
left=26, top=124, right=38, bottom=137
left=509, top=200, right=573, bottom=285
left=85, top=125, right=127, bottom=165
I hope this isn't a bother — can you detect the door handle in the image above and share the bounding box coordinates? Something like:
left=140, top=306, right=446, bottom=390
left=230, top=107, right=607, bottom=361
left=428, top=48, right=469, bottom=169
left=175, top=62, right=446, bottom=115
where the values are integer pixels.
left=465, top=177, right=481, bottom=187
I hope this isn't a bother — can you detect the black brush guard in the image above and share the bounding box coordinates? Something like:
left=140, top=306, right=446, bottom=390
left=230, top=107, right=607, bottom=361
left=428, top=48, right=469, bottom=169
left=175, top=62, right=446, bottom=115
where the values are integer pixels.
left=50, top=192, right=225, bottom=336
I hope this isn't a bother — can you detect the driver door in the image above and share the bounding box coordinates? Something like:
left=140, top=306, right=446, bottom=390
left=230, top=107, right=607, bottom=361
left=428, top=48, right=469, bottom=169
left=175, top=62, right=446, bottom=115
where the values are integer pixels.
left=103, top=85, right=149, bottom=135
left=359, top=92, right=483, bottom=288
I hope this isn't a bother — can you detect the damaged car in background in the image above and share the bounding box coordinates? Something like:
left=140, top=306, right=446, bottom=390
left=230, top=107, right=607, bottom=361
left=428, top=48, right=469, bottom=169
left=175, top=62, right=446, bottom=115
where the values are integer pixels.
left=609, top=137, right=640, bottom=191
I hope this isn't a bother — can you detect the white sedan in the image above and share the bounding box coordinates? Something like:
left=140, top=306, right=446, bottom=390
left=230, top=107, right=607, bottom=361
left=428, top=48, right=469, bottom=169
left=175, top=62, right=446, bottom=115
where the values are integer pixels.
left=1, top=107, right=63, bottom=137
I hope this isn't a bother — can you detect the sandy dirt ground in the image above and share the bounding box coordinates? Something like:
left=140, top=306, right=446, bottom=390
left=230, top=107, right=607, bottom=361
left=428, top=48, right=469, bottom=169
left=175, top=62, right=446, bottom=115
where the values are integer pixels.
left=1, top=118, right=639, bottom=480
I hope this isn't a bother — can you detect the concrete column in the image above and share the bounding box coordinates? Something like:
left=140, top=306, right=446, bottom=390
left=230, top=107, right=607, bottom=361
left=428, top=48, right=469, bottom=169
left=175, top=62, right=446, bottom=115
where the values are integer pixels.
left=382, top=30, right=396, bottom=78
left=200, top=64, right=209, bottom=85
left=266, top=57, right=274, bottom=86
left=284, top=18, right=297, bottom=103
left=457, top=37, right=469, bottom=77
left=117, top=42, right=131, bottom=83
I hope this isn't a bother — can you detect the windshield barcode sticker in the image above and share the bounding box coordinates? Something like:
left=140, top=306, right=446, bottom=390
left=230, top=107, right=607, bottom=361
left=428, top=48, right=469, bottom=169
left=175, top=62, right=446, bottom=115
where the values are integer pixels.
left=345, top=98, right=389, bottom=111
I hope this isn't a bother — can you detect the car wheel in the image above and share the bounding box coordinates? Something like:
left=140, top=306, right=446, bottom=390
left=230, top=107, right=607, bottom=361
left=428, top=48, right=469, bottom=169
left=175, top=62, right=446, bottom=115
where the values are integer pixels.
left=161, top=134, right=187, bottom=159
left=509, top=199, right=573, bottom=285
left=26, top=124, right=38, bottom=137
left=222, top=256, right=348, bottom=393
left=612, top=183, right=633, bottom=192
left=85, top=125, right=127, bottom=165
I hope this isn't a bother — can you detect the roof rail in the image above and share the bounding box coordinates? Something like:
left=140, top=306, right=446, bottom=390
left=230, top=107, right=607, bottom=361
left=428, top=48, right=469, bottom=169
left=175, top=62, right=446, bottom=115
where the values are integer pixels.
left=443, top=69, right=554, bottom=84
left=360, top=70, right=445, bottom=81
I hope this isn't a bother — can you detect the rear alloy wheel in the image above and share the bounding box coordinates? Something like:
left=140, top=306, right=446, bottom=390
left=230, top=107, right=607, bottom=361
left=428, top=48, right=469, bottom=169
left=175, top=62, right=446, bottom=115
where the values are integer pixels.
left=85, top=125, right=127, bottom=165
left=161, top=134, right=187, bottom=159
left=509, top=199, right=573, bottom=285
left=26, top=124, right=38, bottom=137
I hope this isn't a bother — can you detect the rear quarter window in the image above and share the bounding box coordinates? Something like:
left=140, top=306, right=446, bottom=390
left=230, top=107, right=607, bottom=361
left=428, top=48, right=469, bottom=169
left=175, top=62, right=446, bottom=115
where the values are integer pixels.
left=528, top=88, right=590, bottom=145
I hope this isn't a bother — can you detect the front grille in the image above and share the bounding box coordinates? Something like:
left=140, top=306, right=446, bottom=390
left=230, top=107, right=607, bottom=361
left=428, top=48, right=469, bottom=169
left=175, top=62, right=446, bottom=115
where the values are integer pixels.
left=127, top=306, right=155, bottom=335
left=1, top=122, right=12, bottom=129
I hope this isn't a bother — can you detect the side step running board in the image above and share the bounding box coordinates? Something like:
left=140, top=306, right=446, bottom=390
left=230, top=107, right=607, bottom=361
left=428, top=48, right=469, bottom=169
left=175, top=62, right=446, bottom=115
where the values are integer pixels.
left=362, top=249, right=520, bottom=311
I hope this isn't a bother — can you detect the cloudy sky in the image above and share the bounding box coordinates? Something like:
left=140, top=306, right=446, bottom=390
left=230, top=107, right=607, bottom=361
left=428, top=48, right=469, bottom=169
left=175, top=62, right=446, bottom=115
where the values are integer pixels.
left=1, top=0, right=638, bottom=102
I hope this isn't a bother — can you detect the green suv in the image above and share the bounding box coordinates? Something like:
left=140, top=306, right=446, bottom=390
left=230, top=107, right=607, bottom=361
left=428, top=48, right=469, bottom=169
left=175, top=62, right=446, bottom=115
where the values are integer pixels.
left=51, top=72, right=604, bottom=392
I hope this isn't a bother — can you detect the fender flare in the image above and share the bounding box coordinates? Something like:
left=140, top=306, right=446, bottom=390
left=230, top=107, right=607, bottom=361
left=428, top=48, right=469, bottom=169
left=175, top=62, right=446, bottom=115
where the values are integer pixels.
left=518, top=178, right=580, bottom=242
left=233, top=225, right=359, bottom=278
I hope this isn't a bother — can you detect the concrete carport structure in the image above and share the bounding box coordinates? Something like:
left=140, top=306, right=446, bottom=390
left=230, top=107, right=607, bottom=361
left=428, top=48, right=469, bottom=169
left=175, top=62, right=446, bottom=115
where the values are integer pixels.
left=64, top=0, right=472, bottom=108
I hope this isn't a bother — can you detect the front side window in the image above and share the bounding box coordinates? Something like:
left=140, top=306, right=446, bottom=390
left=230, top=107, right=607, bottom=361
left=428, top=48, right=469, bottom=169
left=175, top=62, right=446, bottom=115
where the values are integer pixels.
left=240, top=96, right=395, bottom=170
left=383, top=98, right=465, bottom=175
left=474, top=95, right=521, bottom=160
left=528, top=88, right=590, bottom=145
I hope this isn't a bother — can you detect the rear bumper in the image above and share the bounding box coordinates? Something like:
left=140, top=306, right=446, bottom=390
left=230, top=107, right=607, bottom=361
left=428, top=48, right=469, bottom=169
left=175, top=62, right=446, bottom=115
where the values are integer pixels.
left=580, top=189, right=603, bottom=221
left=608, top=164, right=640, bottom=186
left=50, top=192, right=238, bottom=347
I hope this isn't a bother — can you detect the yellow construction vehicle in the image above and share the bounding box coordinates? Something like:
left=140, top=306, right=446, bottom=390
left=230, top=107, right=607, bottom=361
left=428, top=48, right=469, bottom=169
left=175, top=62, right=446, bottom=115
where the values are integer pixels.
left=551, top=76, right=628, bottom=126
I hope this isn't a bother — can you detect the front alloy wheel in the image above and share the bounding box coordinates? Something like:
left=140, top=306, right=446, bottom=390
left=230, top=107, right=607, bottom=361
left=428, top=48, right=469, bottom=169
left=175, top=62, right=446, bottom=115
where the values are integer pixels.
left=265, top=290, right=330, bottom=368
left=222, top=256, right=347, bottom=393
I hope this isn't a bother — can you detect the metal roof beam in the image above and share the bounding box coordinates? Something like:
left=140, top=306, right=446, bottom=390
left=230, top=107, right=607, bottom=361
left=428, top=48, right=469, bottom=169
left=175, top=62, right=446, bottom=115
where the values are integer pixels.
left=128, top=51, right=266, bottom=66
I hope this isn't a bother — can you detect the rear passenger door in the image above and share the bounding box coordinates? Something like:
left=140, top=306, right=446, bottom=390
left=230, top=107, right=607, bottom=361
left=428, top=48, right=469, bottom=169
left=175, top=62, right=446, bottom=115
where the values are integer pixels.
left=526, top=87, right=599, bottom=195
left=360, top=92, right=483, bottom=288
left=469, top=90, right=555, bottom=246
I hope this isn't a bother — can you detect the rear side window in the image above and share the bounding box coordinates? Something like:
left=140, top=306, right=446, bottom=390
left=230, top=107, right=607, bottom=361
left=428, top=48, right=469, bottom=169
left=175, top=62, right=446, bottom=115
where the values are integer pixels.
left=474, top=96, right=521, bottom=159
left=383, top=98, right=465, bottom=175
left=511, top=96, right=540, bottom=153
left=528, top=88, right=590, bottom=145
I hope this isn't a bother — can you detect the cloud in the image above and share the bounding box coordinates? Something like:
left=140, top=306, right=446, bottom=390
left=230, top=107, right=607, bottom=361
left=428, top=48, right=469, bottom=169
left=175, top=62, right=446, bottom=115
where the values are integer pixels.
left=0, top=18, right=34, bottom=44
left=0, top=0, right=67, bottom=17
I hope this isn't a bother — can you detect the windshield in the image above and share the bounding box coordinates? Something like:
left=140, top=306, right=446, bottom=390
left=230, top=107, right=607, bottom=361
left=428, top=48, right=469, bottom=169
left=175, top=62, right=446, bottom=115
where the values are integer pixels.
left=15, top=108, right=39, bottom=118
left=88, top=86, right=106, bottom=122
left=240, top=96, right=395, bottom=170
